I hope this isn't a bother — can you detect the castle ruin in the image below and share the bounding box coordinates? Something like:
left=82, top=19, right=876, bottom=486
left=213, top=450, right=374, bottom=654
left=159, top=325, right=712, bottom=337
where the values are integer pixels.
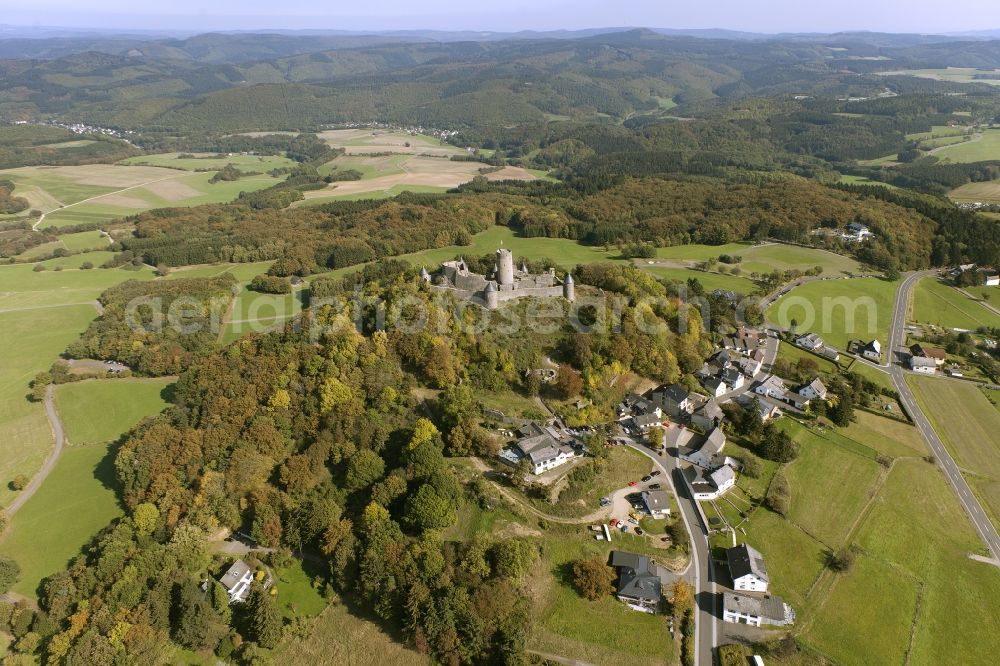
left=422, top=248, right=575, bottom=309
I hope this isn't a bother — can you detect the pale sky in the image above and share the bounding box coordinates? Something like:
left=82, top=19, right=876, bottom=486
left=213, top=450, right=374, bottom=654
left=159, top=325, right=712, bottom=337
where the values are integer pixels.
left=2, top=0, right=999, bottom=35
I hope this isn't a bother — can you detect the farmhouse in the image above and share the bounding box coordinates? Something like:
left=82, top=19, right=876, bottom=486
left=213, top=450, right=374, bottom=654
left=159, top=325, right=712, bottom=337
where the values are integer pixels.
left=910, top=344, right=946, bottom=365
left=795, top=332, right=825, bottom=351
left=910, top=356, right=938, bottom=374
left=641, top=489, right=671, bottom=517
left=723, top=593, right=795, bottom=627
left=609, top=551, right=662, bottom=612
left=726, top=544, right=769, bottom=592
left=219, top=559, right=255, bottom=604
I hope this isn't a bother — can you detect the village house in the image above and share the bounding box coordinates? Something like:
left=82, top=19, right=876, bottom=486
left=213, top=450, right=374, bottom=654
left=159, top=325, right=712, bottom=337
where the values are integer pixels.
left=219, top=560, right=255, bottom=604
left=501, top=426, right=575, bottom=475
left=795, top=332, right=825, bottom=351
left=736, top=394, right=782, bottom=422
left=726, top=544, right=769, bottom=592
left=910, top=356, right=938, bottom=374
left=722, top=367, right=746, bottom=390
left=798, top=378, right=828, bottom=401
left=985, top=272, right=1000, bottom=287
left=675, top=426, right=727, bottom=469
left=691, top=400, right=725, bottom=431
left=629, top=412, right=663, bottom=433
left=704, top=377, right=728, bottom=398
left=723, top=326, right=762, bottom=354
left=651, top=383, right=695, bottom=418
left=723, top=593, right=796, bottom=627
left=609, top=551, right=662, bottom=612
left=860, top=339, right=881, bottom=363
left=682, top=464, right=737, bottom=500
left=641, top=489, right=671, bottom=517
left=621, top=393, right=662, bottom=419
left=754, top=374, right=787, bottom=401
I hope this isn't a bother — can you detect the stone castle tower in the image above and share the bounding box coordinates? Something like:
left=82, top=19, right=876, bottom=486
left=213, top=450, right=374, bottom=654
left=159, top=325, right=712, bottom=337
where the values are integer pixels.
left=496, top=248, right=515, bottom=287
left=563, top=273, right=575, bottom=302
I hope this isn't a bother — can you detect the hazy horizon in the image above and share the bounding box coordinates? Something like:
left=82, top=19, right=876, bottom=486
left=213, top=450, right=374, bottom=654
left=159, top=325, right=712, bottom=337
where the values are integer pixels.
left=2, top=0, right=1000, bottom=36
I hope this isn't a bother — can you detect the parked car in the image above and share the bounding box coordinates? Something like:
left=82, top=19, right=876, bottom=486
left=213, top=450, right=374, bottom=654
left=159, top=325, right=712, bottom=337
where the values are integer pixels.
left=610, top=519, right=619, bottom=528
left=635, top=528, right=644, bottom=536
left=599, top=497, right=611, bottom=507
left=650, top=470, right=661, bottom=477
left=648, top=483, right=661, bottom=490
left=641, top=475, right=652, bottom=482
left=628, top=481, right=638, bottom=487
left=621, top=525, right=629, bottom=533
left=628, top=517, right=638, bottom=525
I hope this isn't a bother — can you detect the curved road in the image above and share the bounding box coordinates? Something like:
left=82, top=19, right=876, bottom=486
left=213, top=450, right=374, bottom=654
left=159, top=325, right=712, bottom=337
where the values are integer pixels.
left=889, top=271, right=1000, bottom=562
left=4, top=385, right=65, bottom=518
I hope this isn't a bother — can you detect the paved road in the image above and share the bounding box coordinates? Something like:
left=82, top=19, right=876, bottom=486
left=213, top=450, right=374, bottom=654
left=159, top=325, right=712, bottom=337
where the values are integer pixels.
left=4, top=385, right=65, bottom=518
left=625, top=442, right=715, bottom=666
left=889, top=271, right=1000, bottom=563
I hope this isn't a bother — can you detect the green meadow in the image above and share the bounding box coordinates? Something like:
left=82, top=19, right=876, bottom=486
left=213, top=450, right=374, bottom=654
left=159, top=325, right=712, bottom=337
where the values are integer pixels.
left=0, top=442, right=123, bottom=597
left=934, top=127, right=1000, bottom=163
left=766, top=277, right=900, bottom=350
left=55, top=378, right=173, bottom=446
left=911, top=277, right=1000, bottom=330
left=120, top=152, right=296, bottom=171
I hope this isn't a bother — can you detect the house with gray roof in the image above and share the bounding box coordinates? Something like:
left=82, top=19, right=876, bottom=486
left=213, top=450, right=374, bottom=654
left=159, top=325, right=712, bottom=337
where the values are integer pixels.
left=691, top=400, right=724, bottom=431
left=641, top=489, right=671, bottom=517
left=514, top=433, right=574, bottom=475
left=795, top=332, right=825, bottom=351
left=798, top=378, right=827, bottom=401
left=681, top=464, right=737, bottom=500
left=609, top=551, right=662, bottom=612
left=723, top=592, right=795, bottom=627
left=678, top=426, right=727, bottom=469
left=726, top=544, right=769, bottom=592
left=219, top=560, right=255, bottom=604
left=652, top=383, right=694, bottom=418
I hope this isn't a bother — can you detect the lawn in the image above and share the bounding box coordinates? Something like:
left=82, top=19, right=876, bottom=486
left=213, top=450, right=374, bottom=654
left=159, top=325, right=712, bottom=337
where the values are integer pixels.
left=0, top=441, right=123, bottom=597
left=838, top=174, right=897, bottom=189
left=911, top=277, right=1000, bottom=330
left=781, top=423, right=883, bottom=548
left=271, top=558, right=328, bottom=620
left=934, top=127, right=1000, bottom=163
left=766, top=277, right=899, bottom=351
left=907, top=375, right=1000, bottom=531
left=845, top=358, right=895, bottom=391
left=533, top=531, right=674, bottom=666
left=743, top=509, right=827, bottom=608
left=58, top=229, right=108, bottom=252
left=776, top=341, right=841, bottom=374
left=54, top=378, right=173, bottom=445
left=842, top=410, right=926, bottom=458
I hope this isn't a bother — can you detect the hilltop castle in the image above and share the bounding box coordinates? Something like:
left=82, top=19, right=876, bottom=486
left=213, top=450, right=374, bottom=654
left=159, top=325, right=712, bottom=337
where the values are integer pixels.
left=422, top=248, right=575, bottom=309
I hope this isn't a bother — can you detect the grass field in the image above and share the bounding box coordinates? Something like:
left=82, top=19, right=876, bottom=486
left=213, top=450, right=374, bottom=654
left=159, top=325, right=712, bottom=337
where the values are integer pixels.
left=934, top=127, right=1000, bottom=163
left=0, top=305, right=100, bottom=507
left=838, top=174, right=897, bottom=189
left=275, top=602, right=428, bottom=666
left=54, top=378, right=173, bottom=445
left=949, top=178, right=1000, bottom=204
left=651, top=242, right=862, bottom=276
left=1, top=163, right=283, bottom=229
left=781, top=422, right=882, bottom=547
left=766, top=277, right=900, bottom=351
left=776, top=341, right=841, bottom=374
left=739, top=410, right=1000, bottom=664
left=644, top=266, right=760, bottom=293
left=910, top=277, right=1000, bottom=330
left=120, top=152, right=296, bottom=171
left=0, top=441, right=123, bottom=597
left=879, top=67, right=1000, bottom=87
left=908, top=375, right=1000, bottom=531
